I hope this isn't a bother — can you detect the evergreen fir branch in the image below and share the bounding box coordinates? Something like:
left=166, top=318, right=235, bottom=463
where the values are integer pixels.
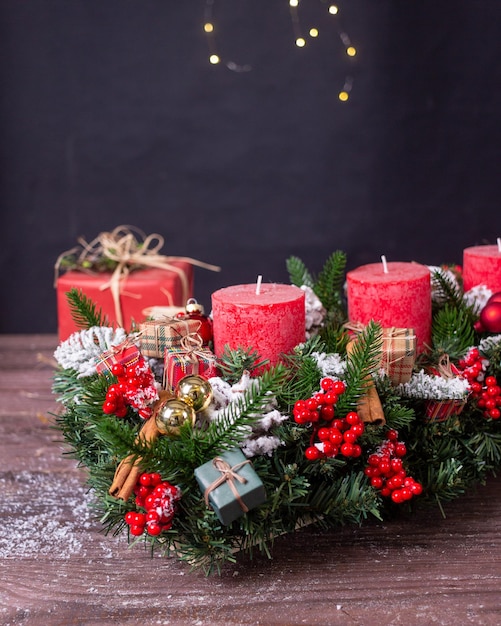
left=196, top=365, right=289, bottom=457
left=313, top=250, right=347, bottom=315
left=217, top=345, right=269, bottom=384
left=286, top=255, right=314, bottom=288
left=431, top=269, right=464, bottom=309
left=336, top=321, right=384, bottom=417
left=307, top=472, right=381, bottom=525
left=66, top=287, right=108, bottom=330
left=318, top=322, right=350, bottom=355
left=431, top=304, right=475, bottom=360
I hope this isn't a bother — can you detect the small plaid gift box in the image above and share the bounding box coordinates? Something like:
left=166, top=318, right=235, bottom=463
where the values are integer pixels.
left=424, top=354, right=468, bottom=422
left=139, top=317, right=201, bottom=358
left=163, top=334, right=218, bottom=391
left=96, top=340, right=141, bottom=375
left=380, top=328, right=417, bottom=385
left=424, top=398, right=466, bottom=422
left=194, top=448, right=266, bottom=526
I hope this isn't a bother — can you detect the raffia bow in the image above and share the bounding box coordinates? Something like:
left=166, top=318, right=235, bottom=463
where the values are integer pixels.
left=204, top=457, right=251, bottom=513
left=54, top=225, right=220, bottom=327
left=434, top=354, right=457, bottom=379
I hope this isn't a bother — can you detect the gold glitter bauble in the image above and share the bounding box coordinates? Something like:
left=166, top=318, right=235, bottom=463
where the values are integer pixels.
left=175, top=375, right=213, bottom=412
left=155, top=398, right=196, bottom=436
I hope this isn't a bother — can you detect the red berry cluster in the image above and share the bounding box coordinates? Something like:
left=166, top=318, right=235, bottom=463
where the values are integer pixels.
left=293, top=378, right=364, bottom=461
left=102, top=358, right=158, bottom=420
left=458, top=348, right=501, bottom=419
left=125, top=472, right=182, bottom=537
left=364, top=429, right=422, bottom=504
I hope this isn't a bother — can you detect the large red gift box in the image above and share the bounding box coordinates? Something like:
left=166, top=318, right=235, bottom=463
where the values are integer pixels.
left=57, top=263, right=194, bottom=341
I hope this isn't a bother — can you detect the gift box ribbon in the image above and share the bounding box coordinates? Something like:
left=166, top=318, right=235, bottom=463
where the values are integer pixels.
left=163, top=333, right=217, bottom=388
left=54, top=225, right=221, bottom=327
left=204, top=457, right=251, bottom=513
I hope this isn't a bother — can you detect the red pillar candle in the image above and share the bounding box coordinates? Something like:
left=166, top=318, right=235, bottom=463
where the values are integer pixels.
left=211, top=283, right=306, bottom=367
left=463, top=244, right=501, bottom=293
left=346, top=261, right=431, bottom=353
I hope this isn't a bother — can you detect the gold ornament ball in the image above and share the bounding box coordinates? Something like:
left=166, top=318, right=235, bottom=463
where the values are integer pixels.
left=155, top=398, right=196, bottom=436
left=175, top=375, right=213, bottom=412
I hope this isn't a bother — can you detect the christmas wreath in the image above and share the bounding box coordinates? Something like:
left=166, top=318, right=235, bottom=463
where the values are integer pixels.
left=52, top=252, right=501, bottom=574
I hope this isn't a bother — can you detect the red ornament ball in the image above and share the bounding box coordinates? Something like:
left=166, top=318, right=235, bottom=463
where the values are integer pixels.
left=480, top=301, right=501, bottom=333
left=487, top=292, right=501, bottom=305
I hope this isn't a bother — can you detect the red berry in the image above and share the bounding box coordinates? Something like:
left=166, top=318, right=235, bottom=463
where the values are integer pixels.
left=305, top=446, right=322, bottom=461
left=332, top=381, right=346, bottom=395
left=371, top=476, right=384, bottom=489
left=111, top=363, right=125, bottom=377
left=320, top=377, right=335, bottom=391
left=317, top=427, right=332, bottom=441
left=306, top=397, right=320, bottom=410
left=147, top=522, right=162, bottom=536
left=351, top=444, right=362, bottom=458
left=340, top=442, right=354, bottom=457
left=320, top=405, right=335, bottom=421
left=368, top=454, right=381, bottom=467
left=345, top=412, right=359, bottom=425
left=351, top=423, right=364, bottom=437
left=343, top=429, right=358, bottom=444
left=391, top=458, right=403, bottom=472
left=150, top=473, right=162, bottom=486
left=324, top=391, right=339, bottom=405
left=485, top=376, right=497, bottom=387
left=387, top=429, right=399, bottom=441
left=329, top=429, right=343, bottom=445
left=129, top=524, right=145, bottom=536
left=410, top=482, right=423, bottom=496
left=395, top=442, right=407, bottom=457
left=139, top=473, right=152, bottom=486
left=322, top=441, right=337, bottom=457
left=488, top=408, right=501, bottom=419
left=102, top=400, right=117, bottom=415
left=124, top=511, right=136, bottom=525
left=391, top=489, right=405, bottom=504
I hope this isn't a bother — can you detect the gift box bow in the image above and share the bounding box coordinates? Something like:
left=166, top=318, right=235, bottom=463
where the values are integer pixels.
left=140, top=316, right=202, bottom=357
left=203, top=457, right=252, bottom=514
left=163, top=333, right=217, bottom=389
left=54, top=225, right=220, bottom=327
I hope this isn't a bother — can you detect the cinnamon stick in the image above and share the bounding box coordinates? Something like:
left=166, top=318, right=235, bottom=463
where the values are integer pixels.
left=109, top=391, right=170, bottom=501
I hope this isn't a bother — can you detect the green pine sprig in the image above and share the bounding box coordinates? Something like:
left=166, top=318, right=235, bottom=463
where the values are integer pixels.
left=286, top=256, right=315, bottom=289
left=217, top=345, right=269, bottom=384
left=431, top=304, right=475, bottom=361
left=336, top=320, right=383, bottom=417
left=66, top=288, right=108, bottom=330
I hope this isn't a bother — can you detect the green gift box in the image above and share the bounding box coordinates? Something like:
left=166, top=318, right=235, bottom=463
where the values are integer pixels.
left=194, top=448, right=266, bottom=526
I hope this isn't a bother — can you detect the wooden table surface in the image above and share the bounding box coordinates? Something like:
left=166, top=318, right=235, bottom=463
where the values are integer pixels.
left=1, top=334, right=501, bottom=626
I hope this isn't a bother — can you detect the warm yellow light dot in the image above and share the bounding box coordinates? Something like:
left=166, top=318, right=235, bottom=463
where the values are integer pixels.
left=295, top=37, right=306, bottom=47
left=209, top=54, right=220, bottom=65
left=309, top=28, right=319, bottom=38
left=346, top=46, right=357, bottom=57
left=338, top=91, right=349, bottom=101
left=289, top=0, right=299, bottom=6
left=204, top=22, right=214, bottom=33
left=329, top=5, right=339, bottom=15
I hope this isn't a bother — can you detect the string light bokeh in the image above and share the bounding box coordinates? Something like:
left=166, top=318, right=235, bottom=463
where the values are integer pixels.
left=203, top=0, right=357, bottom=100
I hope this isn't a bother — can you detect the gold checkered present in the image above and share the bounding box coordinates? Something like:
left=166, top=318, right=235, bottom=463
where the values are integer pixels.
left=139, top=317, right=201, bottom=358
left=380, top=328, right=417, bottom=385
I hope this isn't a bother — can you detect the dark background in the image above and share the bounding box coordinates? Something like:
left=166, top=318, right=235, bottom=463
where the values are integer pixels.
left=1, top=1, right=500, bottom=334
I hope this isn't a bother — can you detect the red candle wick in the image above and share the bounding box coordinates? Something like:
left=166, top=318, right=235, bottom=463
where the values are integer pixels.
left=255, top=275, right=263, bottom=295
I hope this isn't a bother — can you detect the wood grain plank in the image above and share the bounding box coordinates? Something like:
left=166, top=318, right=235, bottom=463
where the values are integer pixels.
left=1, top=335, right=501, bottom=626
